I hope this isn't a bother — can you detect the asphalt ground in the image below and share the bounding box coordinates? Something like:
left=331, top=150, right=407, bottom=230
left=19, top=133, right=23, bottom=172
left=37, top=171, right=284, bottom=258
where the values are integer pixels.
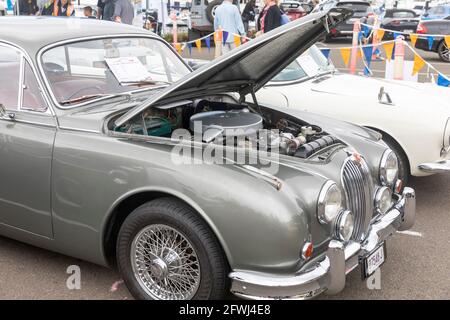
left=0, top=37, right=449, bottom=300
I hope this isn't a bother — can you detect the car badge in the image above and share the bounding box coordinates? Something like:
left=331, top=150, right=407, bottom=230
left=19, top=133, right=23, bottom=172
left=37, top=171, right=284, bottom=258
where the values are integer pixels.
left=352, top=152, right=362, bottom=165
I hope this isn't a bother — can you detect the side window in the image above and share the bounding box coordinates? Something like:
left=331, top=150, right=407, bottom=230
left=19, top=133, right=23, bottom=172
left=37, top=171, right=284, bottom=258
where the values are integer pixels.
left=22, top=61, right=47, bottom=112
left=0, top=45, right=21, bottom=110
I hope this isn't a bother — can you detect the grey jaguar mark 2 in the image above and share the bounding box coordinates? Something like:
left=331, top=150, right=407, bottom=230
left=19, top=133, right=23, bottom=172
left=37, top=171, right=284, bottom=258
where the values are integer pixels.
left=0, top=8, right=415, bottom=300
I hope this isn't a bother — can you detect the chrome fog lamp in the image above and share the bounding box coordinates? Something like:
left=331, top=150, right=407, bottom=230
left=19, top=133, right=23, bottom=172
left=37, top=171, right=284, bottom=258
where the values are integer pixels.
left=317, top=181, right=342, bottom=224
left=335, top=210, right=354, bottom=242
left=379, top=149, right=398, bottom=186
left=375, top=186, right=393, bottom=214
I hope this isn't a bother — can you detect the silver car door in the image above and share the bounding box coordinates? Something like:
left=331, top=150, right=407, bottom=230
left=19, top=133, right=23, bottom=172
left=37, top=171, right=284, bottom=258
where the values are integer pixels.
left=0, top=43, right=56, bottom=238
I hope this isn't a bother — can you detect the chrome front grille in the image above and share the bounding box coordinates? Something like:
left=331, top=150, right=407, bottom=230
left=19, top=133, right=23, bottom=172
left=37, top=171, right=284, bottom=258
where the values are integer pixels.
left=341, top=157, right=373, bottom=240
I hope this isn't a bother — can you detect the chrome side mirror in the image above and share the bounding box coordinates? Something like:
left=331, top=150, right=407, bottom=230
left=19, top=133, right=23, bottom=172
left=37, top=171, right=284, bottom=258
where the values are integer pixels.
left=378, top=87, right=394, bottom=105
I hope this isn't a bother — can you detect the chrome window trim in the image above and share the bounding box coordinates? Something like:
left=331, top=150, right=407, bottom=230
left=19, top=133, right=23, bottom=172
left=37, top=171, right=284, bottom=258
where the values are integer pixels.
left=18, top=52, right=25, bottom=110
left=36, top=34, right=190, bottom=110
left=58, top=126, right=100, bottom=134
left=20, top=57, right=51, bottom=114
left=0, top=116, right=56, bottom=128
left=0, top=40, right=54, bottom=117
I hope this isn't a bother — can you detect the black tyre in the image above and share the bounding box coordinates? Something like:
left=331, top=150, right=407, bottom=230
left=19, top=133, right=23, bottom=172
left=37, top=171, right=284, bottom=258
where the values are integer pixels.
left=437, top=40, right=450, bottom=62
left=206, top=0, right=222, bottom=23
left=382, top=135, right=410, bottom=185
left=116, top=197, right=229, bottom=300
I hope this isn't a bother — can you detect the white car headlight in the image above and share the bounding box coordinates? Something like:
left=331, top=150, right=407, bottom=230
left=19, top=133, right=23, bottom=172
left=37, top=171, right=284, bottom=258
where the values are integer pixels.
left=380, top=149, right=398, bottom=186
left=336, top=210, right=354, bottom=242
left=317, top=181, right=342, bottom=224
left=374, top=186, right=393, bottom=214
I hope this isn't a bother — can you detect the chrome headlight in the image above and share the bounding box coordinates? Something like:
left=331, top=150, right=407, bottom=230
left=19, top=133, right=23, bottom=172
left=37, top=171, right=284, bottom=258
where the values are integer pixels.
left=374, top=187, right=393, bottom=214
left=336, top=210, right=354, bottom=242
left=379, top=149, right=398, bottom=186
left=317, top=181, right=342, bottom=224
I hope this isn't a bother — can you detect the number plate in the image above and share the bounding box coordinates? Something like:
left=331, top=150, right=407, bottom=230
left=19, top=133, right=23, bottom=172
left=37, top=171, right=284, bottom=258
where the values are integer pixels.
left=404, top=29, right=414, bottom=34
left=362, top=243, right=386, bottom=278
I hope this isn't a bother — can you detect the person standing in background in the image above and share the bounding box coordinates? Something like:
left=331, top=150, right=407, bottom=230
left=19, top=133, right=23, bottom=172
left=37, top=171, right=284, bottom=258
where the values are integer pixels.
left=214, top=0, right=245, bottom=55
left=36, top=0, right=48, bottom=14
left=112, top=0, right=134, bottom=24
left=53, top=0, right=74, bottom=16
left=40, top=0, right=54, bottom=15
left=84, top=5, right=96, bottom=18
left=0, top=0, right=7, bottom=16
left=18, top=0, right=39, bottom=15
left=241, top=0, right=256, bottom=33
left=41, top=0, right=74, bottom=16
left=257, top=0, right=281, bottom=34
left=100, top=0, right=116, bottom=21
left=96, top=0, right=105, bottom=19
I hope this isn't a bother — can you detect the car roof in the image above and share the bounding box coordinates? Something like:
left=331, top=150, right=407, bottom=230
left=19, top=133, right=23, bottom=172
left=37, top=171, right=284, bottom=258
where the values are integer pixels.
left=0, top=17, right=155, bottom=56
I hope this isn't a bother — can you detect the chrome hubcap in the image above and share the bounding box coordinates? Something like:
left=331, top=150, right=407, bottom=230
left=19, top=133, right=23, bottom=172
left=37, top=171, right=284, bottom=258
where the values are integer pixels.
left=131, top=224, right=201, bottom=300
left=150, top=258, right=168, bottom=280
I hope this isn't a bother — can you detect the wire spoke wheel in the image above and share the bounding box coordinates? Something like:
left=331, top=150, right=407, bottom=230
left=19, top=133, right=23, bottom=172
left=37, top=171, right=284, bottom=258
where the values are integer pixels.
left=439, top=41, right=450, bottom=62
left=443, top=45, right=449, bottom=60
left=131, top=224, right=201, bottom=300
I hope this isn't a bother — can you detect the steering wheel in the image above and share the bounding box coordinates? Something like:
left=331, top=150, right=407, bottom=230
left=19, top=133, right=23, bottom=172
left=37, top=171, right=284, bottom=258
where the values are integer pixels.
left=66, top=85, right=103, bottom=101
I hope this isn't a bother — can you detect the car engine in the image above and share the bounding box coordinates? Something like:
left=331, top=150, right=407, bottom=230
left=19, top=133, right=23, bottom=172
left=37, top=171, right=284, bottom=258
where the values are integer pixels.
left=112, top=97, right=341, bottom=159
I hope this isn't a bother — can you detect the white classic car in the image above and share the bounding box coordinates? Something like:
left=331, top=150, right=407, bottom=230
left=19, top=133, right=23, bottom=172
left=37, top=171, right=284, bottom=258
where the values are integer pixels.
left=257, top=45, right=450, bottom=182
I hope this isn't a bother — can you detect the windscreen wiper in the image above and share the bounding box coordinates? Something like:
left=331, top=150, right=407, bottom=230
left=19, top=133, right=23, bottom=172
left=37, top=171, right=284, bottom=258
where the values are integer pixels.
left=59, top=94, right=114, bottom=105
left=59, top=92, right=134, bottom=106
left=120, top=80, right=171, bottom=86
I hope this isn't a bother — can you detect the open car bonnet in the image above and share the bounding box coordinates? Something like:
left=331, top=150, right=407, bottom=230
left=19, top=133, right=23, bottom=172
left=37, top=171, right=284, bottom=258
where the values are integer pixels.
left=114, top=4, right=352, bottom=127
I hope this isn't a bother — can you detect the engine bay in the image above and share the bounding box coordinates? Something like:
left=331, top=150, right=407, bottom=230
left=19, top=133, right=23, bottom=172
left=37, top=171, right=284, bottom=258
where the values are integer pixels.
left=111, top=96, right=342, bottom=159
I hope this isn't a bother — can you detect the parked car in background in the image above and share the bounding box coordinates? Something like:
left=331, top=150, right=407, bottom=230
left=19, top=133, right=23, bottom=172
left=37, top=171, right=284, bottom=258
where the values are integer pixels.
left=189, top=0, right=249, bottom=39
left=258, top=45, right=450, bottom=182
left=409, top=0, right=434, bottom=15
left=421, top=4, right=450, bottom=20
left=280, top=1, right=307, bottom=21
left=0, top=10, right=416, bottom=300
left=134, top=0, right=191, bottom=36
left=380, top=8, right=420, bottom=39
left=415, top=18, right=450, bottom=62
left=326, top=0, right=374, bottom=40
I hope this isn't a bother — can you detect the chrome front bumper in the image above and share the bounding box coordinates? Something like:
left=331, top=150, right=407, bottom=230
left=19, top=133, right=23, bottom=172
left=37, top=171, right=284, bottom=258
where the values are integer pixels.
left=229, top=187, right=416, bottom=300
left=418, top=160, right=450, bottom=173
